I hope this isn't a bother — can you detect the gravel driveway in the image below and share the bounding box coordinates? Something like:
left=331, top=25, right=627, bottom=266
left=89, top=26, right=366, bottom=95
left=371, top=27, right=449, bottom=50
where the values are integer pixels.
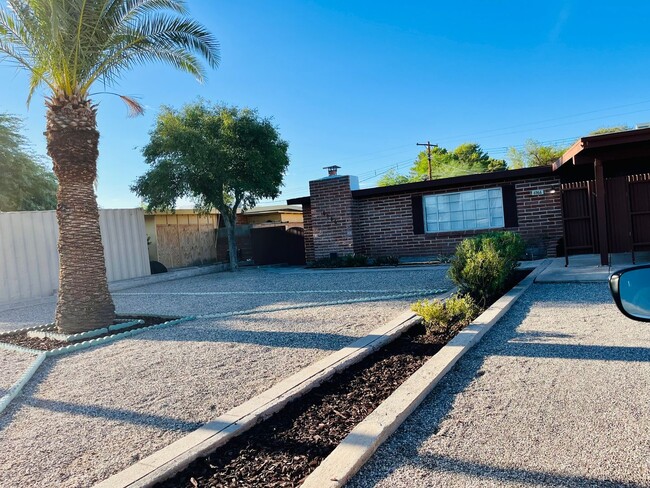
left=0, top=266, right=450, bottom=488
left=349, top=283, right=650, bottom=488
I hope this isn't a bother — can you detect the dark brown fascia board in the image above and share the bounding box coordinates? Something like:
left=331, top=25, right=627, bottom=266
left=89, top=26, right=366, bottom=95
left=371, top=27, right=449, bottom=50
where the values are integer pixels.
left=287, top=196, right=311, bottom=206
left=352, top=166, right=554, bottom=199
left=553, top=127, right=650, bottom=170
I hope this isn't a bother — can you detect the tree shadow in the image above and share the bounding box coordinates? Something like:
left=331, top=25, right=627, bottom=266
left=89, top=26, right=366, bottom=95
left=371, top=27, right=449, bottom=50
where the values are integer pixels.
left=350, top=283, right=648, bottom=487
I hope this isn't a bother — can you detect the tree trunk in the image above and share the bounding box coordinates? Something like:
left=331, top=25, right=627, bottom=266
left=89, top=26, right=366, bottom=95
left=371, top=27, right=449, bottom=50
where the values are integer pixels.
left=46, top=95, right=116, bottom=333
left=223, top=215, right=239, bottom=271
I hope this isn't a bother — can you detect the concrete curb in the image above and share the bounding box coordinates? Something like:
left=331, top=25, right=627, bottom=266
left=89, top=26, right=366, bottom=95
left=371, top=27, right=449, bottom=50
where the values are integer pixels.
left=93, top=291, right=454, bottom=488
left=0, top=317, right=196, bottom=415
left=301, top=260, right=551, bottom=488
left=0, top=352, right=45, bottom=415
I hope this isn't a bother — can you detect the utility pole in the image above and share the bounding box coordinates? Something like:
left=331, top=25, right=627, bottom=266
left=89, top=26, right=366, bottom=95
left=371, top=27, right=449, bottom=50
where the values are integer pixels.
left=416, top=141, right=438, bottom=180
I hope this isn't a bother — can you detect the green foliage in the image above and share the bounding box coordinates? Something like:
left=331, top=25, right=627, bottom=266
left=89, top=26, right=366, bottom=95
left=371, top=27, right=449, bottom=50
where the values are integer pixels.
left=377, top=169, right=412, bottom=187
left=133, top=101, right=290, bottom=214
left=412, top=294, right=478, bottom=335
left=589, top=125, right=632, bottom=136
left=311, top=254, right=369, bottom=268
left=448, top=231, right=525, bottom=305
left=508, top=139, right=568, bottom=169
left=0, top=113, right=57, bottom=211
left=0, top=0, right=219, bottom=105
left=132, top=101, right=290, bottom=270
left=374, top=255, right=399, bottom=266
left=377, top=142, right=505, bottom=187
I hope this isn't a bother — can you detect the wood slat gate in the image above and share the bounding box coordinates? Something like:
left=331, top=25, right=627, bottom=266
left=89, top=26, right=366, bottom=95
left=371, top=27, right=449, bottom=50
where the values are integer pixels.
left=560, top=181, right=598, bottom=264
left=628, top=174, right=650, bottom=261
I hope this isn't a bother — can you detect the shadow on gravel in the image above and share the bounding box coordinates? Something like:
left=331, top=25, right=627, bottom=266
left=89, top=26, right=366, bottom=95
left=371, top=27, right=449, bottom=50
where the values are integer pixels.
left=413, top=453, right=647, bottom=488
left=350, top=283, right=645, bottom=488
left=497, top=342, right=650, bottom=362
left=131, top=327, right=359, bottom=351
left=19, top=396, right=203, bottom=432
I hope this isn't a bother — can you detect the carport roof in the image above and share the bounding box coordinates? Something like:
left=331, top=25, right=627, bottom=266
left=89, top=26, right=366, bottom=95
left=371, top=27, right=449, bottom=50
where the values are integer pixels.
left=553, top=127, right=650, bottom=170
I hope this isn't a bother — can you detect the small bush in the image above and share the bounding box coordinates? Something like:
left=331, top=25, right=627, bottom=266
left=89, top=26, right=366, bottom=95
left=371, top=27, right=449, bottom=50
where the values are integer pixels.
left=374, top=255, right=399, bottom=266
left=310, top=253, right=369, bottom=268
left=448, top=231, right=524, bottom=305
left=412, top=294, right=478, bottom=335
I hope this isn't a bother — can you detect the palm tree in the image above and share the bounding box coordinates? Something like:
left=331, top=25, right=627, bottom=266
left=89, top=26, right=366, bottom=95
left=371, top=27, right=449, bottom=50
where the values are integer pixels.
left=0, top=0, right=219, bottom=333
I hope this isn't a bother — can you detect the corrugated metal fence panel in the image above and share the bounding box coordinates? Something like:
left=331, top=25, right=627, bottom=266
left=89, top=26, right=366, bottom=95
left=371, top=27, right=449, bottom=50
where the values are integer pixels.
left=0, top=209, right=150, bottom=303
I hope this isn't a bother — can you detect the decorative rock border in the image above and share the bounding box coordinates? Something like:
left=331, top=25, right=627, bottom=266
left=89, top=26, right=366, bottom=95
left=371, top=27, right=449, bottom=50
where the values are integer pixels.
left=0, top=316, right=195, bottom=415
left=301, top=260, right=551, bottom=488
left=27, top=320, right=144, bottom=342
left=94, top=291, right=455, bottom=488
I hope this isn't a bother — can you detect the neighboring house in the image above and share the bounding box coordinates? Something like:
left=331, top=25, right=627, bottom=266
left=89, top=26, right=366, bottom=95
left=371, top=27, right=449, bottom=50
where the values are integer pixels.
left=289, top=128, right=650, bottom=266
left=236, top=204, right=304, bottom=225
left=145, top=205, right=305, bottom=269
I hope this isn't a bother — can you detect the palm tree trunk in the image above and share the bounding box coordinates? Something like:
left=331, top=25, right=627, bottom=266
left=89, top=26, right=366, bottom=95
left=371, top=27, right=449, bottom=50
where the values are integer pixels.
left=46, top=95, right=115, bottom=333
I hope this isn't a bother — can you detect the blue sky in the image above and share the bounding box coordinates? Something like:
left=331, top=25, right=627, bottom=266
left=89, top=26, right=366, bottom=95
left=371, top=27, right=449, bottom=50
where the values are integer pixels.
left=2, top=1, right=650, bottom=208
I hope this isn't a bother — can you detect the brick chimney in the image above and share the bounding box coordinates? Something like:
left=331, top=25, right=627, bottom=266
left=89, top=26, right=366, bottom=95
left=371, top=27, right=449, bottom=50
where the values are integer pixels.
left=308, top=172, right=359, bottom=259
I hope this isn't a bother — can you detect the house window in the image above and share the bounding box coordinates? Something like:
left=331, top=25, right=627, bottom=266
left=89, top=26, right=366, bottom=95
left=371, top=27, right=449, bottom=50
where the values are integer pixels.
left=423, top=188, right=505, bottom=232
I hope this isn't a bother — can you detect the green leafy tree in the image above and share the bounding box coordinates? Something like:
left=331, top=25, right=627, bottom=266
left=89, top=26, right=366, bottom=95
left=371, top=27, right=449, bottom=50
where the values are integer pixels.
left=0, top=113, right=57, bottom=211
left=132, top=102, right=290, bottom=271
left=589, top=125, right=632, bottom=135
left=0, top=0, right=219, bottom=333
left=507, top=139, right=568, bottom=169
left=378, top=142, right=505, bottom=187
left=376, top=168, right=412, bottom=187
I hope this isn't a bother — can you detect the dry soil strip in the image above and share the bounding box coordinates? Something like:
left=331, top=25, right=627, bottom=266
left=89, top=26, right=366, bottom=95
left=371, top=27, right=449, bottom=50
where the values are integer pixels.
left=301, top=260, right=551, bottom=488
left=94, top=290, right=454, bottom=488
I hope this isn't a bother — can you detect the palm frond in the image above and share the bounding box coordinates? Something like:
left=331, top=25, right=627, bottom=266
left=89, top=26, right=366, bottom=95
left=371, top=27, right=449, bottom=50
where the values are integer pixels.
left=0, top=0, right=219, bottom=102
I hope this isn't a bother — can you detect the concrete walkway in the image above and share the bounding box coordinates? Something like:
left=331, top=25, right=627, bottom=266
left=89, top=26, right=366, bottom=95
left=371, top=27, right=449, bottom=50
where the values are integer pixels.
left=535, top=253, right=650, bottom=283
left=350, top=283, right=650, bottom=487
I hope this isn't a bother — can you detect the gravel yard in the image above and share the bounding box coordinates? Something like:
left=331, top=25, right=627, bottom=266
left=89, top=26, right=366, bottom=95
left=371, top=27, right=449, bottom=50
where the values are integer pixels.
left=0, top=266, right=450, bottom=488
left=349, top=283, right=650, bottom=488
left=0, top=349, right=37, bottom=396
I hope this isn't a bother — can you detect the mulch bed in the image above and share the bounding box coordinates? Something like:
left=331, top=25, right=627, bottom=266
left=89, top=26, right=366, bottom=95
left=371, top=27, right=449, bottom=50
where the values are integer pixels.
left=0, top=315, right=177, bottom=351
left=159, top=268, right=532, bottom=488
left=159, top=322, right=448, bottom=488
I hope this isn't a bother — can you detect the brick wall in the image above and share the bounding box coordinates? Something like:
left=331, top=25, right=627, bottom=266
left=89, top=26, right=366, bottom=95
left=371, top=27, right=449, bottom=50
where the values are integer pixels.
left=303, top=204, right=315, bottom=262
left=351, top=176, right=563, bottom=258
left=309, top=176, right=356, bottom=259
left=300, top=173, right=564, bottom=262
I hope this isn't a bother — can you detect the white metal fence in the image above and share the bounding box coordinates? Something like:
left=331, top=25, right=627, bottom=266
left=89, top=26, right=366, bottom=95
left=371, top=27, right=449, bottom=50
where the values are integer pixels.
left=0, top=209, right=150, bottom=304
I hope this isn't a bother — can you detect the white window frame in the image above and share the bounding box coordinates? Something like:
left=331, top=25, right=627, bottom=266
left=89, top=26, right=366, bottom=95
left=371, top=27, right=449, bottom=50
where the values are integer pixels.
left=423, top=187, right=505, bottom=233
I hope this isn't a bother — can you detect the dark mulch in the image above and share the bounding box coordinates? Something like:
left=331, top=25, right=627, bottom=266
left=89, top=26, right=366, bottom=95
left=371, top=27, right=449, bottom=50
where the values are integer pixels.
left=0, top=315, right=177, bottom=351
left=159, top=269, right=533, bottom=488
left=159, top=323, right=451, bottom=488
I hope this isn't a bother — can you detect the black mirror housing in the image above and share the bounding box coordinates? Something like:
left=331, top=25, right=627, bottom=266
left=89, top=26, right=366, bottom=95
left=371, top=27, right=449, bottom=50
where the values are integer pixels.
left=609, top=265, right=650, bottom=322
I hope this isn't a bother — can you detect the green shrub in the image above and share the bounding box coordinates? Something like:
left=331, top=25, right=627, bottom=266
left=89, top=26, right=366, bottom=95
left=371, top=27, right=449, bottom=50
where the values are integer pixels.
left=342, top=254, right=369, bottom=267
left=448, top=231, right=524, bottom=305
left=310, top=253, right=369, bottom=268
left=412, top=294, right=478, bottom=335
left=374, top=255, right=399, bottom=266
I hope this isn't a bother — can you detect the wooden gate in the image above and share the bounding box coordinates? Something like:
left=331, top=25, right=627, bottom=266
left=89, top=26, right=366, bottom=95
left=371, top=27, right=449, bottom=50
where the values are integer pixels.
left=560, top=181, right=598, bottom=258
left=628, top=174, right=650, bottom=257
left=251, top=226, right=306, bottom=265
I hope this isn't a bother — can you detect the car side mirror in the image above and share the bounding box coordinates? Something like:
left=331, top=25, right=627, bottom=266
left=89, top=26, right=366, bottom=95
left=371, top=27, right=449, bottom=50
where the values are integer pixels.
left=609, top=265, right=650, bottom=322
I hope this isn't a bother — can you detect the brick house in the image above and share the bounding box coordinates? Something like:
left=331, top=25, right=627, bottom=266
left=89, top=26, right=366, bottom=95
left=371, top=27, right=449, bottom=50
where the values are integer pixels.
left=289, top=128, right=650, bottom=265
